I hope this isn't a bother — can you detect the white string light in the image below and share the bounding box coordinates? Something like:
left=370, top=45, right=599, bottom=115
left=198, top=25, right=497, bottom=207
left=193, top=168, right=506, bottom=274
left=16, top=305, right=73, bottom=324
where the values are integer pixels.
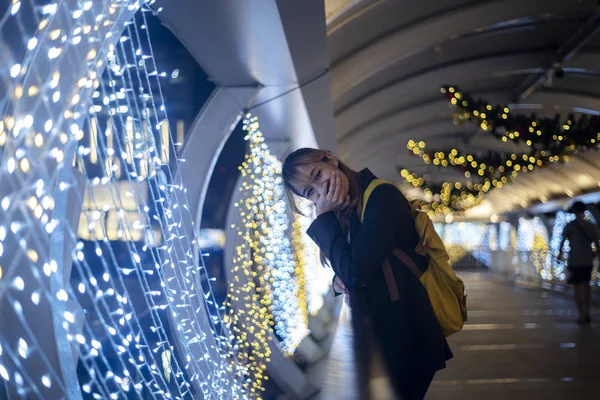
left=498, top=221, right=513, bottom=250
left=513, top=217, right=549, bottom=278
left=0, top=1, right=247, bottom=399
left=546, top=211, right=574, bottom=282
left=440, top=222, right=491, bottom=266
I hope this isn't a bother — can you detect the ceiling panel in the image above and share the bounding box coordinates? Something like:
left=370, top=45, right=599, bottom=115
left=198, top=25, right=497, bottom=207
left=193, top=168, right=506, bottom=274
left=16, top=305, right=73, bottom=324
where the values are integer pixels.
left=326, top=0, right=600, bottom=218
left=328, top=0, right=479, bottom=64
left=334, top=19, right=584, bottom=112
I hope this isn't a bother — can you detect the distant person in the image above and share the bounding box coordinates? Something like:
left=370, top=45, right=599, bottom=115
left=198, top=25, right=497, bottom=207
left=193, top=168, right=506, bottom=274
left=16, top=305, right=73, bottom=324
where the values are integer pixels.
left=282, top=148, right=452, bottom=399
left=559, top=201, right=600, bottom=324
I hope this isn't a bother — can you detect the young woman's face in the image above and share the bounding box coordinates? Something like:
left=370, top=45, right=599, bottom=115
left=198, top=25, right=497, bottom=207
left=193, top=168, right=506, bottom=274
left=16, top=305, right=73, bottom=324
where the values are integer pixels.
left=293, top=156, right=349, bottom=206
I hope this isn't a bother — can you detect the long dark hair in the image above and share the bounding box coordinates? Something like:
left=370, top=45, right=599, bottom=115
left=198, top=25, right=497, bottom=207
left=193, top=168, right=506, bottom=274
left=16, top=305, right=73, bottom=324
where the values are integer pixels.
left=282, top=148, right=362, bottom=266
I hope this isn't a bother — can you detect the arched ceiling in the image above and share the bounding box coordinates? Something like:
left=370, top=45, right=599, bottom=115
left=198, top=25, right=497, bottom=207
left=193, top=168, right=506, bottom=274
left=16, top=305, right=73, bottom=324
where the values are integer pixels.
left=325, top=0, right=600, bottom=218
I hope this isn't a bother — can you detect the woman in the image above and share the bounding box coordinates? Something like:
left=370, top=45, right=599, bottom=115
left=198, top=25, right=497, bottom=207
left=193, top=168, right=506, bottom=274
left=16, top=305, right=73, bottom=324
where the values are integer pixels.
left=282, top=148, right=452, bottom=399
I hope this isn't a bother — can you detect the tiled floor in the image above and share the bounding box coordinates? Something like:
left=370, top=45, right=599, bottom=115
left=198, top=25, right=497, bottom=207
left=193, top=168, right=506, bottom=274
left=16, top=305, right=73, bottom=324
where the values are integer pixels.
left=428, top=272, right=600, bottom=399
left=320, top=272, right=600, bottom=399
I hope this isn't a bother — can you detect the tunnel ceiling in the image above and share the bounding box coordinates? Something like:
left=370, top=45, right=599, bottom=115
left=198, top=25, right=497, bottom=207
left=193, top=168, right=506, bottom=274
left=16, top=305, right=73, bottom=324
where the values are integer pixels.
left=325, top=0, right=600, bottom=217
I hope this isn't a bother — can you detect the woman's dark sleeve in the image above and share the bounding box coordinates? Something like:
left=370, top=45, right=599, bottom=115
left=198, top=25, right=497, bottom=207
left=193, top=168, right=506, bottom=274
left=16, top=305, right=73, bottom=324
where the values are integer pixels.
left=307, top=183, right=411, bottom=289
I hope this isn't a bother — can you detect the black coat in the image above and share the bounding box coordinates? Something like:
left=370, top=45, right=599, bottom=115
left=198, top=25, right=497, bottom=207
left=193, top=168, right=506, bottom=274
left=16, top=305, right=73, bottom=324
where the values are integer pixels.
left=307, top=169, right=452, bottom=399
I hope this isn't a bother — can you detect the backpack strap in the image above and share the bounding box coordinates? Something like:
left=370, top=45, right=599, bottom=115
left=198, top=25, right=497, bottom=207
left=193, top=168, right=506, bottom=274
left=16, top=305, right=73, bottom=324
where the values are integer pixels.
left=391, top=248, right=423, bottom=278
left=362, top=180, right=429, bottom=256
left=382, top=258, right=400, bottom=302
left=361, top=179, right=398, bottom=301
left=360, top=179, right=388, bottom=222
left=414, top=218, right=429, bottom=256
left=360, top=179, right=425, bottom=301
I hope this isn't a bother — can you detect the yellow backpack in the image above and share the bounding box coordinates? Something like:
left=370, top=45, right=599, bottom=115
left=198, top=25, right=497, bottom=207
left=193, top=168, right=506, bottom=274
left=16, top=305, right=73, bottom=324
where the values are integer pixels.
left=361, top=179, right=467, bottom=337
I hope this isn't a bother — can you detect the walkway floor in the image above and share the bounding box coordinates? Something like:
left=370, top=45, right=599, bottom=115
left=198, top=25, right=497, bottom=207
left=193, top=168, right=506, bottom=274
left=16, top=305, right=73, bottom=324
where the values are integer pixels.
left=320, top=272, right=600, bottom=399
left=428, top=272, right=600, bottom=400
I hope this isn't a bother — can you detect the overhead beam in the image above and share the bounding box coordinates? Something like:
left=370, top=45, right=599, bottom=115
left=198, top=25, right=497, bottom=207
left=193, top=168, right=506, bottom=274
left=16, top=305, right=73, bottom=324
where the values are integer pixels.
left=330, top=0, right=598, bottom=102
left=516, top=10, right=600, bottom=101
left=336, top=50, right=550, bottom=125
left=154, top=0, right=335, bottom=151
left=339, top=89, right=600, bottom=164
left=336, top=51, right=600, bottom=140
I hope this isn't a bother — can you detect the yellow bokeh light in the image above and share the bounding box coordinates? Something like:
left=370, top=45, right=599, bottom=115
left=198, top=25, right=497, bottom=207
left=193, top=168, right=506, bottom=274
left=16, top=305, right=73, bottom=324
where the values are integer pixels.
left=20, top=158, right=30, bottom=172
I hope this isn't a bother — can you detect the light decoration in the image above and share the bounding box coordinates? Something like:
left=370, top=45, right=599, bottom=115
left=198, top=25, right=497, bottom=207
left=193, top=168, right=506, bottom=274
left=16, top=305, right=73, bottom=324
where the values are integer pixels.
left=441, top=86, right=600, bottom=154
left=546, top=210, right=598, bottom=283
left=433, top=223, right=468, bottom=266
left=585, top=210, right=597, bottom=225
left=499, top=222, right=513, bottom=250
left=402, top=139, right=567, bottom=213
left=398, top=167, right=484, bottom=214
left=407, top=140, right=560, bottom=183
left=513, top=217, right=549, bottom=278
left=472, top=230, right=492, bottom=267
left=546, top=211, right=575, bottom=281
left=488, top=224, right=498, bottom=251
left=446, top=245, right=468, bottom=267
left=441, top=222, right=490, bottom=267
left=224, top=115, right=309, bottom=395
left=0, top=2, right=247, bottom=399
left=516, top=218, right=536, bottom=252
left=290, top=218, right=309, bottom=323
left=292, top=201, right=334, bottom=316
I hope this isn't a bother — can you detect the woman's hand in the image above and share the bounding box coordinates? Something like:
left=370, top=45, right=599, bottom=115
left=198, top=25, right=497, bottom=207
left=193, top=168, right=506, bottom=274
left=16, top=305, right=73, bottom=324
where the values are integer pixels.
left=315, top=171, right=350, bottom=216
left=333, top=275, right=349, bottom=295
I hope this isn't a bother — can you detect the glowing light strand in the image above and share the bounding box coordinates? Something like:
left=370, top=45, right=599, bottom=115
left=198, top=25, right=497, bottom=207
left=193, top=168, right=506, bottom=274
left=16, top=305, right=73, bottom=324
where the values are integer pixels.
left=513, top=217, right=549, bottom=279
left=224, top=115, right=309, bottom=396
left=77, top=9, right=245, bottom=397
left=0, top=1, right=247, bottom=399
left=547, top=211, right=575, bottom=282
left=134, top=6, right=243, bottom=374
left=292, top=201, right=334, bottom=315
left=441, top=86, right=600, bottom=152
left=398, top=167, right=484, bottom=214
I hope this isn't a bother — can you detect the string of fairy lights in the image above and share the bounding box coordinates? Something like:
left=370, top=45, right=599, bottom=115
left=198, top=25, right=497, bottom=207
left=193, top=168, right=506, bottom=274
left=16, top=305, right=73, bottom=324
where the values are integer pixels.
left=398, top=85, right=600, bottom=214
left=439, top=222, right=490, bottom=267
left=433, top=213, right=595, bottom=289
left=224, top=115, right=309, bottom=397
left=0, top=1, right=247, bottom=399
left=441, top=86, right=600, bottom=153
left=513, top=217, right=549, bottom=279
left=433, top=214, right=581, bottom=289
left=75, top=7, right=243, bottom=397
left=4, top=2, right=600, bottom=399
left=292, top=201, right=334, bottom=316
left=546, top=211, right=575, bottom=282
left=400, top=139, right=567, bottom=214
left=1, top=2, right=341, bottom=399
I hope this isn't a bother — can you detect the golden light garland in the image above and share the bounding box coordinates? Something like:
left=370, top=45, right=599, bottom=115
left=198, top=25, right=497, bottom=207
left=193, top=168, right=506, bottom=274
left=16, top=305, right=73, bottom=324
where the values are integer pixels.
left=291, top=201, right=334, bottom=316
left=399, top=167, right=485, bottom=215
left=447, top=245, right=468, bottom=267
left=291, top=217, right=309, bottom=322
left=400, top=138, right=568, bottom=213
left=441, top=86, right=600, bottom=151
left=407, top=140, right=564, bottom=182
left=531, top=232, right=549, bottom=275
